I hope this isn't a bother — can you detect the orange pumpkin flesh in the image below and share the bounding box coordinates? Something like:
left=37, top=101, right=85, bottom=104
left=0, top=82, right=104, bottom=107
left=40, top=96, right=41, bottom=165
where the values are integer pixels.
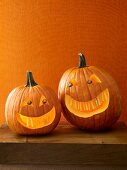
left=5, top=71, right=61, bottom=135
left=58, top=53, right=121, bottom=131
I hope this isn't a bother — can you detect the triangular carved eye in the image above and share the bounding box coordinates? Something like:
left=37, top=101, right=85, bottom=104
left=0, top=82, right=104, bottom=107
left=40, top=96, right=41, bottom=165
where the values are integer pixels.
left=39, top=95, right=49, bottom=106
left=89, top=74, right=101, bottom=83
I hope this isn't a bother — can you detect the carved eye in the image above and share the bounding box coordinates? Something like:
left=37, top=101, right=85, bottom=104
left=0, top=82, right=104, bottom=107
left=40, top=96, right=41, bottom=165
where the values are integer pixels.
left=68, top=82, right=73, bottom=87
left=39, top=95, right=49, bottom=106
left=42, top=99, right=47, bottom=104
left=67, top=79, right=77, bottom=87
left=27, top=100, right=32, bottom=105
left=87, top=80, right=92, bottom=84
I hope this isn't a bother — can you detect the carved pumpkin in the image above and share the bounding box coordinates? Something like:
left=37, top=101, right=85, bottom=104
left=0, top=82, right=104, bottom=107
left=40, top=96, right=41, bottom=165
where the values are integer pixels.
left=58, top=53, right=122, bottom=131
left=5, top=71, right=61, bottom=135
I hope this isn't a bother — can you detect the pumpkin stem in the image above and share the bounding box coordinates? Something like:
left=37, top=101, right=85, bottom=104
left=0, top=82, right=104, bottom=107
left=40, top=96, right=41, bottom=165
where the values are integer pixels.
left=26, top=71, right=38, bottom=87
left=78, top=53, right=87, bottom=68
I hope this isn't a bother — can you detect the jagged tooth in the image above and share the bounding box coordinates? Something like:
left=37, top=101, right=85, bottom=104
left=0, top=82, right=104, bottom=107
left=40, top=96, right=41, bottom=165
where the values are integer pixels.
left=73, top=100, right=76, bottom=108
left=79, top=103, right=82, bottom=111
left=78, top=102, right=80, bottom=110
left=90, top=102, right=92, bottom=110
left=83, top=103, right=86, bottom=111
left=91, top=101, right=94, bottom=110
left=79, top=102, right=81, bottom=110
left=71, top=99, right=74, bottom=108
left=74, top=100, right=77, bottom=109
left=77, top=102, right=80, bottom=110
left=30, top=118, right=33, bottom=128
left=88, top=103, right=91, bottom=110
left=93, top=101, right=97, bottom=109
left=82, top=103, right=84, bottom=111
left=26, top=118, right=29, bottom=127
left=97, top=96, right=101, bottom=105
left=95, top=98, right=99, bottom=107
left=86, top=103, right=89, bottom=110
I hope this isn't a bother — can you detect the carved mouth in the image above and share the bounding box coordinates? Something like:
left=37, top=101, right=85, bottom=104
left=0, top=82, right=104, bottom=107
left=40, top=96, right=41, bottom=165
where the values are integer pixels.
left=17, top=107, right=56, bottom=129
left=65, top=89, right=109, bottom=118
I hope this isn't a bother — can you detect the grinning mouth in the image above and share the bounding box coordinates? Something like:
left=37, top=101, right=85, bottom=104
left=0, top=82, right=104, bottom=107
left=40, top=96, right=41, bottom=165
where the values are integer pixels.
left=65, top=88, right=109, bottom=118
left=17, top=107, right=56, bottom=129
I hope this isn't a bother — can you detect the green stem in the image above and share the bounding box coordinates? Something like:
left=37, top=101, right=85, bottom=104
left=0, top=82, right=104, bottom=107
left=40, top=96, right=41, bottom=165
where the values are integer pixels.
left=78, top=53, right=87, bottom=68
left=26, top=71, right=38, bottom=87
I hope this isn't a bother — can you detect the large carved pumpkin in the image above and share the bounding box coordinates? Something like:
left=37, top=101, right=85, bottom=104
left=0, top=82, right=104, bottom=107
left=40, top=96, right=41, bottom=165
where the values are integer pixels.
left=5, top=71, right=61, bottom=135
left=58, top=53, right=122, bottom=131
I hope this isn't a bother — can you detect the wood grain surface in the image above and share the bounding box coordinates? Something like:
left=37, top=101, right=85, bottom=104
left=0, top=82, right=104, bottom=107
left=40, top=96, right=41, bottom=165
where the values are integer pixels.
left=0, top=122, right=127, bottom=165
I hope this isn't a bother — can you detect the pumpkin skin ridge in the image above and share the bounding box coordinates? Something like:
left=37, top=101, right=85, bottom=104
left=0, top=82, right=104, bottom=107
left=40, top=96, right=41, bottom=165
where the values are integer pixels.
left=34, top=85, right=57, bottom=117
left=94, top=67, right=120, bottom=128
left=66, top=69, right=79, bottom=126
left=90, top=66, right=121, bottom=114
left=59, top=67, right=78, bottom=119
left=84, top=67, right=99, bottom=129
left=11, top=87, right=27, bottom=133
left=82, top=68, right=92, bottom=100
left=88, top=67, right=109, bottom=129
left=90, top=66, right=122, bottom=104
left=5, top=87, right=22, bottom=131
left=86, top=67, right=105, bottom=130
left=33, top=85, right=47, bottom=116
left=75, top=68, right=90, bottom=129
left=35, top=85, right=61, bottom=134
left=79, top=68, right=91, bottom=129
left=89, top=66, right=121, bottom=125
left=58, top=67, right=76, bottom=100
left=86, top=67, right=105, bottom=129
left=19, top=87, right=34, bottom=117
left=14, top=87, right=30, bottom=134
left=63, top=68, right=78, bottom=126
left=30, top=85, right=60, bottom=134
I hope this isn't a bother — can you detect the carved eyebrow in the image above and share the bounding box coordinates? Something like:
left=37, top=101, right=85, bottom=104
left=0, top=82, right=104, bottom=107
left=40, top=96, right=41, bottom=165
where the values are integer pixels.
left=90, top=74, right=101, bottom=83
left=69, top=79, right=77, bottom=84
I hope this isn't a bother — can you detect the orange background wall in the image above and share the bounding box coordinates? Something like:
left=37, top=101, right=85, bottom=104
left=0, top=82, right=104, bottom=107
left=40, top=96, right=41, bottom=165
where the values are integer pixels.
left=0, top=0, right=127, bottom=126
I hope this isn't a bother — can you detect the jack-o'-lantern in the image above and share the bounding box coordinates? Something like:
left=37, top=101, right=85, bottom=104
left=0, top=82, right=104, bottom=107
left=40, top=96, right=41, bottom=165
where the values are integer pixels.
left=58, top=53, right=122, bottom=131
left=5, top=71, right=61, bottom=135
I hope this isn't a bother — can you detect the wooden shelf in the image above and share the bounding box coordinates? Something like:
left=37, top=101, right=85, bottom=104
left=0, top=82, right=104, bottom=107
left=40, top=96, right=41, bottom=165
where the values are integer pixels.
left=0, top=122, right=127, bottom=165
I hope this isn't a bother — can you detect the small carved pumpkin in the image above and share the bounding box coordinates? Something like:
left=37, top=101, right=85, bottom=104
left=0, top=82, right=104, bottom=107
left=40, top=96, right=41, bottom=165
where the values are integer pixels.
left=58, top=53, right=122, bottom=131
left=5, top=71, right=61, bottom=135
